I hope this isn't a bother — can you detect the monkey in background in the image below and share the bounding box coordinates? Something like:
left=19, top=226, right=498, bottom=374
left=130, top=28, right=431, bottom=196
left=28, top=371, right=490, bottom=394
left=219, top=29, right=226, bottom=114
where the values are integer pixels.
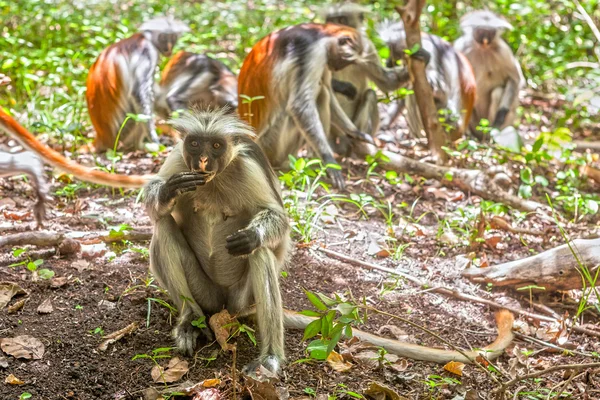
left=322, top=3, right=414, bottom=143
left=454, top=10, right=524, bottom=134
left=0, top=150, right=51, bottom=227
left=86, top=17, right=189, bottom=152
left=378, top=20, right=476, bottom=141
left=155, top=51, right=238, bottom=119
left=238, top=23, right=419, bottom=189
left=143, top=109, right=290, bottom=375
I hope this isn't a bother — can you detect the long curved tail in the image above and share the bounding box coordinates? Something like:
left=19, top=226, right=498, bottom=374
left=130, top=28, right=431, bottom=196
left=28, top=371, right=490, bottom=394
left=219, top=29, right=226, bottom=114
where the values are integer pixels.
left=457, top=52, right=477, bottom=136
left=0, top=108, right=151, bottom=188
left=283, top=309, right=514, bottom=364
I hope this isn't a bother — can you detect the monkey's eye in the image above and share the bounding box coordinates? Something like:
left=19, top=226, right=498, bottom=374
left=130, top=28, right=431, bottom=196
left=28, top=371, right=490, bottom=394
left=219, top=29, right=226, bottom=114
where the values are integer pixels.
left=191, top=140, right=199, bottom=147
left=213, top=142, right=221, bottom=149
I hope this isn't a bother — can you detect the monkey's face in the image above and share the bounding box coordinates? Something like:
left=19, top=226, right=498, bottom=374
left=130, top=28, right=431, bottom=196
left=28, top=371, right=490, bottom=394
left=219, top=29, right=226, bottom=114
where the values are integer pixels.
left=155, top=33, right=180, bottom=56
left=328, top=35, right=361, bottom=71
left=183, top=134, right=229, bottom=180
left=473, top=28, right=497, bottom=47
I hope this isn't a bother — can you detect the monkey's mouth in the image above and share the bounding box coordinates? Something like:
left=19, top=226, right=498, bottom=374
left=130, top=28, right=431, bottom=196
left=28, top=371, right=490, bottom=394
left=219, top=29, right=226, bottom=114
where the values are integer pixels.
left=193, top=170, right=216, bottom=181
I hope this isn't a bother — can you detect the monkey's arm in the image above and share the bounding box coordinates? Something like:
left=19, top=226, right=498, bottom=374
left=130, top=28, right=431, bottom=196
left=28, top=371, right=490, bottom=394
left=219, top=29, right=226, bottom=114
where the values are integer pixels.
left=226, top=207, right=288, bottom=256
left=331, top=79, right=358, bottom=100
left=327, top=84, right=375, bottom=145
left=134, top=45, right=160, bottom=144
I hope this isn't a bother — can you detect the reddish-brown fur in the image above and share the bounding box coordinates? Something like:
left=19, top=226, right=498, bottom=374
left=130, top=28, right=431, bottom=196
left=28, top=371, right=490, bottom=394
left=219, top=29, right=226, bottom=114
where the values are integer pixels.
left=0, top=108, right=150, bottom=188
left=159, top=50, right=190, bottom=86
left=86, top=33, right=146, bottom=151
left=457, top=52, right=477, bottom=137
left=238, top=23, right=361, bottom=131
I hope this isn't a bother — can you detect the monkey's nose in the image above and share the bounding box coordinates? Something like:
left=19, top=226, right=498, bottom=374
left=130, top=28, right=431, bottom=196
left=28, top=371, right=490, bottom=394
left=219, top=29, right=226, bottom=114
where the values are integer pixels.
left=199, top=156, right=208, bottom=171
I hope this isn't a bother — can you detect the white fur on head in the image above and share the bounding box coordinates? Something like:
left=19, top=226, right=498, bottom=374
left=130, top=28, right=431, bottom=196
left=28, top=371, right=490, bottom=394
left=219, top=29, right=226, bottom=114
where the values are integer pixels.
left=460, top=10, right=513, bottom=31
left=140, top=16, right=190, bottom=33
left=376, top=19, right=406, bottom=46
left=319, top=2, right=370, bottom=20
left=169, top=107, right=256, bottom=139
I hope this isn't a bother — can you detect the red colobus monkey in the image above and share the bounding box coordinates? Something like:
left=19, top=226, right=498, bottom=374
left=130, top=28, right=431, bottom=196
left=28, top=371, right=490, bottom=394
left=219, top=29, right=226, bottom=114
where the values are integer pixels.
left=321, top=3, right=412, bottom=141
left=454, top=11, right=524, bottom=132
left=378, top=20, right=476, bottom=141
left=155, top=51, right=238, bottom=118
left=86, top=17, right=189, bottom=152
left=238, top=23, right=413, bottom=189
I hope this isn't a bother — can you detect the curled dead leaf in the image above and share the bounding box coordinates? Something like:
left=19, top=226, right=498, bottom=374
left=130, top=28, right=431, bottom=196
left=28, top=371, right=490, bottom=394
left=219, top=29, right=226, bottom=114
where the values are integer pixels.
left=326, top=351, right=353, bottom=372
left=37, top=298, right=53, bottom=314
left=244, top=375, right=280, bottom=400
left=151, top=357, right=189, bottom=383
left=0, top=335, right=45, bottom=360
left=98, top=321, right=138, bottom=351
left=50, top=276, right=69, bottom=288
left=202, top=378, right=221, bottom=388
left=0, top=282, right=27, bottom=309
left=377, top=325, right=409, bottom=341
left=209, top=309, right=235, bottom=352
left=485, top=236, right=503, bottom=250
left=443, top=361, right=465, bottom=376
left=7, top=298, right=27, bottom=314
left=5, top=373, right=24, bottom=385
left=364, top=381, right=408, bottom=400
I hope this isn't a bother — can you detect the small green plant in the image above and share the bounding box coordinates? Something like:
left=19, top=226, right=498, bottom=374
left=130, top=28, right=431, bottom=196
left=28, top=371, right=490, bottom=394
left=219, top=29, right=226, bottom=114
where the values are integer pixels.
left=226, top=320, right=257, bottom=346
left=19, top=393, right=32, bottom=400
left=10, top=248, right=54, bottom=280
left=422, top=375, right=461, bottom=394
left=132, top=347, right=176, bottom=386
left=90, top=326, right=104, bottom=335
left=146, top=297, right=177, bottom=327
left=327, top=383, right=363, bottom=400
left=75, top=304, right=83, bottom=310
left=301, top=289, right=364, bottom=360
left=191, top=316, right=207, bottom=329
left=303, top=388, right=317, bottom=397
left=239, top=94, right=264, bottom=126
left=517, top=284, right=546, bottom=311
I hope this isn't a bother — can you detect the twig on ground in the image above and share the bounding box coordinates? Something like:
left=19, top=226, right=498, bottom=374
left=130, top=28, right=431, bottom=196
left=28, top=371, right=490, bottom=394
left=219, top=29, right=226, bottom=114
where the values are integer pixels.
left=514, top=332, right=594, bottom=358
left=0, top=229, right=153, bottom=248
left=317, top=246, right=600, bottom=338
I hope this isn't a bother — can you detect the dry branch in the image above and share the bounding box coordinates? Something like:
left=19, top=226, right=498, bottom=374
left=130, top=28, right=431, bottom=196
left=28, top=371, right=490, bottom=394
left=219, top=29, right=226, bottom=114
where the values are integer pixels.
left=0, top=229, right=152, bottom=249
left=354, top=144, right=548, bottom=213
left=462, top=238, right=600, bottom=291
left=395, top=0, right=447, bottom=163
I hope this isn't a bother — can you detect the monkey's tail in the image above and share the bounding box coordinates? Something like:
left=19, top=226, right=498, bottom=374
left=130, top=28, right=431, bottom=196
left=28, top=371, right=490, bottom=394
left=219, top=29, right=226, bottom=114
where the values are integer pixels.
left=457, top=52, right=477, bottom=135
left=283, top=309, right=514, bottom=364
left=0, top=108, right=151, bottom=188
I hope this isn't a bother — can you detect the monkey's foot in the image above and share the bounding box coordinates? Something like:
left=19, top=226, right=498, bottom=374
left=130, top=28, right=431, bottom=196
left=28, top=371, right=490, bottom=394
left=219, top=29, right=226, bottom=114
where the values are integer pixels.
left=242, top=355, right=282, bottom=378
left=173, top=321, right=214, bottom=356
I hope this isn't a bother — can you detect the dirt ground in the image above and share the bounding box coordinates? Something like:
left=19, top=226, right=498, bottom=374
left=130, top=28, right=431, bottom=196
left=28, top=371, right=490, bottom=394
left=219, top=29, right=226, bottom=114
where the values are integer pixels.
left=1, top=110, right=600, bottom=400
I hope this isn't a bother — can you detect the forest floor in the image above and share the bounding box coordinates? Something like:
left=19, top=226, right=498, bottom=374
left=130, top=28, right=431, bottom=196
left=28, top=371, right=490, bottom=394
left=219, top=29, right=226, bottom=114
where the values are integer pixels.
left=1, top=103, right=600, bottom=400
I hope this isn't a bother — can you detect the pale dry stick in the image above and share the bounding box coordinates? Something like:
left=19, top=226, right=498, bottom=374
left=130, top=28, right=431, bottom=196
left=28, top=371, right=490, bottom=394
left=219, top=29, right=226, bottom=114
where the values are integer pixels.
left=316, top=246, right=600, bottom=338
left=358, top=304, right=503, bottom=385
left=495, top=362, right=600, bottom=399
left=514, top=332, right=595, bottom=358
left=573, top=0, right=600, bottom=48
left=548, top=370, right=584, bottom=400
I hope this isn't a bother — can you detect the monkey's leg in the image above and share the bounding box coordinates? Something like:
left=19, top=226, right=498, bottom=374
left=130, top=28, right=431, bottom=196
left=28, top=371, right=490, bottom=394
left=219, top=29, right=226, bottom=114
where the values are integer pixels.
left=352, top=89, right=380, bottom=137
left=134, top=63, right=159, bottom=149
left=405, top=95, right=426, bottom=139
left=242, top=247, right=285, bottom=375
left=491, top=79, right=519, bottom=129
left=288, top=95, right=345, bottom=189
left=150, top=214, right=219, bottom=355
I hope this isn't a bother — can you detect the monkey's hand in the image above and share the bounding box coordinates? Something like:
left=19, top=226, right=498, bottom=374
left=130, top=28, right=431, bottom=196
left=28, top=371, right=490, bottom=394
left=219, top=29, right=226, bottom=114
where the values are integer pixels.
left=158, top=172, right=207, bottom=205
left=492, top=107, right=509, bottom=128
left=409, top=48, right=431, bottom=66
left=346, top=129, right=375, bottom=145
left=226, top=228, right=261, bottom=256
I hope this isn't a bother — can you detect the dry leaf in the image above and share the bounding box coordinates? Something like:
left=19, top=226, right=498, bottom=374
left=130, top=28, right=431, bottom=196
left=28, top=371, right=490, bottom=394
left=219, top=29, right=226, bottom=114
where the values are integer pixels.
left=98, top=321, right=138, bottom=351
left=0, top=335, right=45, bottom=359
left=5, top=373, right=24, bottom=385
left=37, top=298, right=53, bottom=314
left=208, top=309, right=235, bottom=352
left=443, top=361, right=465, bottom=376
left=425, top=187, right=464, bottom=202
left=143, top=387, right=161, bottom=400
left=244, top=376, right=279, bottom=400
left=0, top=356, right=8, bottom=368
left=50, top=276, right=69, bottom=288
left=3, top=210, right=31, bottom=221
left=364, top=382, right=408, bottom=400
left=7, top=298, right=27, bottom=314
left=326, top=351, right=352, bottom=372
left=377, top=325, right=409, bottom=341
left=485, top=236, right=503, bottom=250
left=202, top=378, right=221, bottom=388
left=0, top=282, right=27, bottom=309
left=151, top=357, right=189, bottom=383
left=390, top=359, right=409, bottom=372
left=353, top=350, right=398, bottom=368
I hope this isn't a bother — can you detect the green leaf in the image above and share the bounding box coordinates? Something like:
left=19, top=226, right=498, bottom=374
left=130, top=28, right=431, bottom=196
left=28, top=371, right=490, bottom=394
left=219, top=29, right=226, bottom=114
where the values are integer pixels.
left=520, top=167, right=533, bottom=184
left=304, top=290, right=327, bottom=311
left=335, top=303, right=356, bottom=316
left=306, top=339, right=328, bottom=360
left=33, top=259, right=43, bottom=267
left=345, top=392, right=363, bottom=399
left=303, top=319, right=322, bottom=341
left=385, top=170, right=398, bottom=180
left=12, top=248, right=26, bottom=257
left=519, top=184, right=533, bottom=199
left=316, top=292, right=336, bottom=307
left=19, top=393, right=32, bottom=400
left=534, top=175, right=549, bottom=187
left=532, top=137, right=544, bottom=153
left=26, top=262, right=38, bottom=272
left=299, top=310, right=322, bottom=317
left=38, top=269, right=55, bottom=280
left=191, top=316, right=207, bottom=329
left=294, top=158, right=306, bottom=171
left=325, top=163, right=342, bottom=170
left=444, top=171, right=454, bottom=181
left=586, top=199, right=599, bottom=214
left=326, top=324, right=344, bottom=356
